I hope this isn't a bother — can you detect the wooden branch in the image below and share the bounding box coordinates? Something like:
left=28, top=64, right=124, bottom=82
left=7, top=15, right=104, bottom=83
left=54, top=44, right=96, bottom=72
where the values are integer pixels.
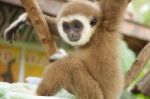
left=131, top=71, right=150, bottom=96
left=125, top=42, right=150, bottom=88
left=21, top=0, right=57, bottom=56
left=121, top=20, right=150, bottom=41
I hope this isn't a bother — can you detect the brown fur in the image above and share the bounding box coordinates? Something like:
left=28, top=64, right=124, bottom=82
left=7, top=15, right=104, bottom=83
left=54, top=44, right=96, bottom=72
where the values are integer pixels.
left=37, top=0, right=129, bottom=99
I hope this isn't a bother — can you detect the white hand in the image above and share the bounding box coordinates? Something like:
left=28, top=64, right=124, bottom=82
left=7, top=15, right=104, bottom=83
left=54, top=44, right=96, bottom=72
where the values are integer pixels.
left=49, top=48, right=68, bottom=62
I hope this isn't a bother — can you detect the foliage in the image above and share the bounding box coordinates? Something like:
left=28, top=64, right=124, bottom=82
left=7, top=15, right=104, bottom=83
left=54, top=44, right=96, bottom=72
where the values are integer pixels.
left=119, top=41, right=136, bottom=73
left=121, top=90, right=137, bottom=99
left=119, top=41, right=150, bottom=99
left=132, top=0, right=150, bottom=26
left=135, top=94, right=150, bottom=99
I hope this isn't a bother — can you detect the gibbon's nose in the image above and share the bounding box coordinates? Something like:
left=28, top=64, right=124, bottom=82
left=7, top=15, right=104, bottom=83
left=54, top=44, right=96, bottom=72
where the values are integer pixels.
left=72, top=20, right=82, bottom=29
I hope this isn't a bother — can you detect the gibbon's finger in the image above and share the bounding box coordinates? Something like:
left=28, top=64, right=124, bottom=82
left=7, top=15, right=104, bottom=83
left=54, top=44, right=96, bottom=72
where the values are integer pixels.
left=4, top=13, right=28, bottom=43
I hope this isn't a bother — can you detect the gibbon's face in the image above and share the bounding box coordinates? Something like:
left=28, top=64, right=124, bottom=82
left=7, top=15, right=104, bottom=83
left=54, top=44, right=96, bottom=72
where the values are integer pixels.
left=57, top=1, right=101, bottom=46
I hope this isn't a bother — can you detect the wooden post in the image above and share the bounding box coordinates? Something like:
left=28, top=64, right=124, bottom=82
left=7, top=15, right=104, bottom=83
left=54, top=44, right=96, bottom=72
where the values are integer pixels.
left=21, top=0, right=57, bottom=56
left=125, top=42, right=150, bottom=88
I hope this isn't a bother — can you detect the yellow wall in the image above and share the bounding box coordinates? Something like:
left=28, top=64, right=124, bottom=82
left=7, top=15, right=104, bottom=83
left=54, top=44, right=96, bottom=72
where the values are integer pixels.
left=0, top=39, right=48, bottom=82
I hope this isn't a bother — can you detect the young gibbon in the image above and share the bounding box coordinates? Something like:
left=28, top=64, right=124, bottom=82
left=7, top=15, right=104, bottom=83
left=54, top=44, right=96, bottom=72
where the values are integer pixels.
left=4, top=0, right=130, bottom=99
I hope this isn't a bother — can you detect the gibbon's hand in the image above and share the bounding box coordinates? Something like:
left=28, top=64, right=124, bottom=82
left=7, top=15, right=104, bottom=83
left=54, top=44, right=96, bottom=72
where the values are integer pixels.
left=4, top=13, right=28, bottom=43
left=128, top=0, right=131, bottom=3
left=48, top=48, right=68, bottom=62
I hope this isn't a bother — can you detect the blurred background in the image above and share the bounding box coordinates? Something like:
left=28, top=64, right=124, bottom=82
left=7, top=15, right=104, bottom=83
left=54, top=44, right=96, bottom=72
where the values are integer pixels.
left=0, top=0, right=150, bottom=99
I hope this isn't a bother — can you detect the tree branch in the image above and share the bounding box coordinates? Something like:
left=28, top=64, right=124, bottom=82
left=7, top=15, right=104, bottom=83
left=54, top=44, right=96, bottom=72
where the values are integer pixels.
left=125, top=42, right=150, bottom=88
left=21, top=0, right=57, bottom=56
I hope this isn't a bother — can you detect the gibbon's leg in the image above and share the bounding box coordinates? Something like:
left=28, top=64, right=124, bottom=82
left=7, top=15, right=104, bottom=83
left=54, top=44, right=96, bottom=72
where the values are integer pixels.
left=4, top=12, right=64, bottom=61
left=4, top=13, right=28, bottom=42
left=37, top=57, right=104, bottom=99
left=4, top=13, right=58, bottom=42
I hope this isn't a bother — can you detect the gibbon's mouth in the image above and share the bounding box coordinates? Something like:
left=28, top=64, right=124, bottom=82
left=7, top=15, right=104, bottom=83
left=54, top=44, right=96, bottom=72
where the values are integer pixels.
left=67, top=33, right=81, bottom=42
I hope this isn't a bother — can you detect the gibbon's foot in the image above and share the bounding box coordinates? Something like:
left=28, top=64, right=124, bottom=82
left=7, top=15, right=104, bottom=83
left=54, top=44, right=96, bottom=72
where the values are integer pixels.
left=37, top=82, right=55, bottom=96
left=4, top=13, right=28, bottom=43
left=48, top=48, right=68, bottom=62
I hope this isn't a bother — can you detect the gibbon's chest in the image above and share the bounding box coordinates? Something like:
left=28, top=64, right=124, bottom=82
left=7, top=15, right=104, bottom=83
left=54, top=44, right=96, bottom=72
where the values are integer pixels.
left=77, top=49, right=119, bottom=77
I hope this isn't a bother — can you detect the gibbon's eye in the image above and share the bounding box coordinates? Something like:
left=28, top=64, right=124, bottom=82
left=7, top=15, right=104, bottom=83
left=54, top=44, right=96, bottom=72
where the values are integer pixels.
left=90, top=17, right=97, bottom=27
left=63, top=22, right=70, bottom=31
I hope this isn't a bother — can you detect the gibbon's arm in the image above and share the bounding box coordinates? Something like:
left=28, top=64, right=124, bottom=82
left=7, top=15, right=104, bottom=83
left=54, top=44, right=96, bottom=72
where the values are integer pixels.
left=97, top=0, right=130, bottom=31
left=44, top=15, right=59, bottom=36
left=4, top=13, right=58, bottom=42
left=4, top=13, right=67, bottom=61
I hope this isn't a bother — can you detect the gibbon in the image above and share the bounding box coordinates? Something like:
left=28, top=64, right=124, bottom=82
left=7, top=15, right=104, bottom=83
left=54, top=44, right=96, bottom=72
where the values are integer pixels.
left=4, top=0, right=130, bottom=99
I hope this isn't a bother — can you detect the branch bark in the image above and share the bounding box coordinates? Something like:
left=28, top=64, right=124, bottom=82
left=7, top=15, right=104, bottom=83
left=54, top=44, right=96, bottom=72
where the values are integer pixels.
left=21, top=0, right=57, bottom=56
left=125, top=42, right=150, bottom=88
